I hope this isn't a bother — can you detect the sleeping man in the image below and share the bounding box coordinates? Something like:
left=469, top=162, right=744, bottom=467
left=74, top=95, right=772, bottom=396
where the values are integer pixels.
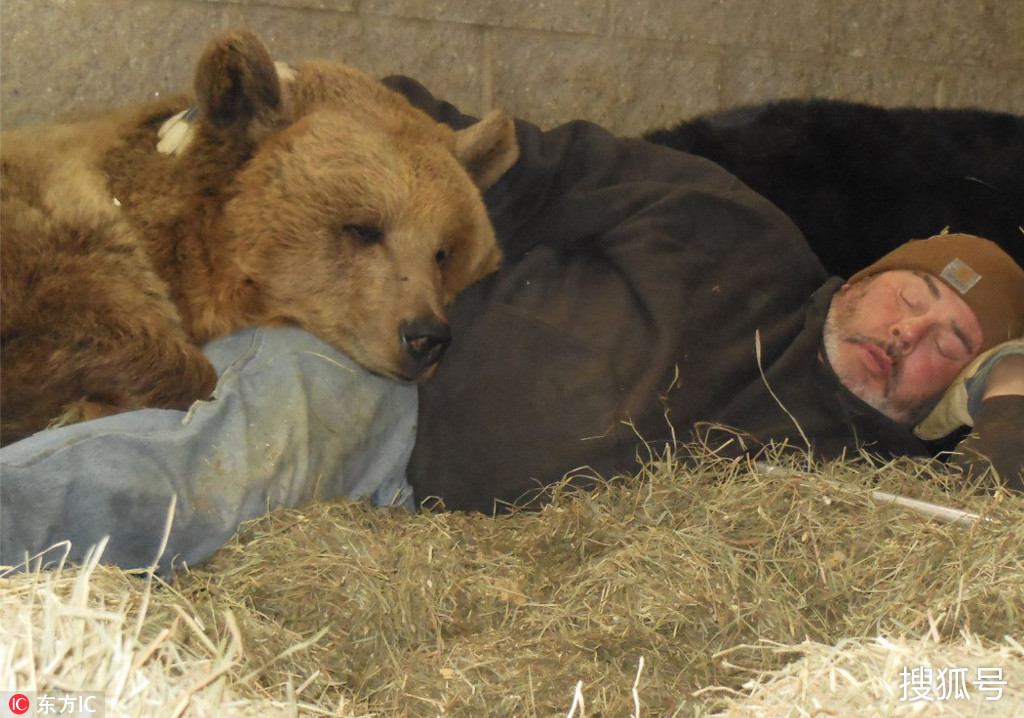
left=2, top=78, right=1022, bottom=574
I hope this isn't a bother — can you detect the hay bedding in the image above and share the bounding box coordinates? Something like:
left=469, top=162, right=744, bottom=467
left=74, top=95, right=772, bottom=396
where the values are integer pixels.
left=3, top=446, right=1023, bottom=716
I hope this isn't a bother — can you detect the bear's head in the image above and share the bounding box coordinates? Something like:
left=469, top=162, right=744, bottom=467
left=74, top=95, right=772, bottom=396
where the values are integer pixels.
left=185, top=30, right=517, bottom=381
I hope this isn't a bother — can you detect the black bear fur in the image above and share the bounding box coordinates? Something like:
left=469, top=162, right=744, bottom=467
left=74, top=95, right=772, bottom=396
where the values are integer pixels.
left=644, top=99, right=1024, bottom=279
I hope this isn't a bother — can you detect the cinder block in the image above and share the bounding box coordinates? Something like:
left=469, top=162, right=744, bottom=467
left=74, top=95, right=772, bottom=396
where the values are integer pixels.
left=720, top=51, right=835, bottom=107
left=235, top=14, right=487, bottom=115
left=832, top=0, right=1024, bottom=67
left=611, top=0, right=829, bottom=54
left=2, top=0, right=221, bottom=128
left=490, top=31, right=722, bottom=134
left=813, top=56, right=945, bottom=107
left=1, top=0, right=485, bottom=129
left=364, top=0, right=608, bottom=35
left=935, top=66, right=1024, bottom=114
left=721, top=52, right=971, bottom=109
left=3, top=0, right=1018, bottom=134
left=199, top=0, right=356, bottom=9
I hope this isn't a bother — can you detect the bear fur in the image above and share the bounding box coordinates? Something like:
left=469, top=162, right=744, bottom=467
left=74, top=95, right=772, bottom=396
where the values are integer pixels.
left=645, top=99, right=1024, bottom=278
left=0, top=30, right=518, bottom=445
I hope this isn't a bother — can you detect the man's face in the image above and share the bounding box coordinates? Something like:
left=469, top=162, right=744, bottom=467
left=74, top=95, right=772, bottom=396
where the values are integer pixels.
left=824, top=269, right=984, bottom=425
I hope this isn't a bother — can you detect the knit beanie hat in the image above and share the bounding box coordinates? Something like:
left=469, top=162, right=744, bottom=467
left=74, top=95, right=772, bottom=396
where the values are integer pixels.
left=847, top=233, right=1024, bottom=353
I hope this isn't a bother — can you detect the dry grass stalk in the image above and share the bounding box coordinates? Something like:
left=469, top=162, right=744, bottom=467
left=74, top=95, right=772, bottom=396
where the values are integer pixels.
left=2, top=442, right=1022, bottom=716
left=709, top=632, right=1024, bottom=716
left=0, top=544, right=349, bottom=716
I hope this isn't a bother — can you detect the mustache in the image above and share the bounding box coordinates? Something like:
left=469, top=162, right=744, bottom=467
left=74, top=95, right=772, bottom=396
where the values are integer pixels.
left=845, top=334, right=905, bottom=396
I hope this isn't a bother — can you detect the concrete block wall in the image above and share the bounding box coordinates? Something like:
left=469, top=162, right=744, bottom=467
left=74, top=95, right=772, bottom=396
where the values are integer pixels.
left=2, top=0, right=1022, bottom=135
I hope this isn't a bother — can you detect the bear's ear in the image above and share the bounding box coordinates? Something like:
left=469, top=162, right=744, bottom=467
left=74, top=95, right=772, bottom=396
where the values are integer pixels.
left=193, top=30, right=286, bottom=133
left=453, top=111, right=520, bottom=190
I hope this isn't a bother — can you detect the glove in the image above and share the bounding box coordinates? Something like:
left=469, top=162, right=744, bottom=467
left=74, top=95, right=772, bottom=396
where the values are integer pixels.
left=915, top=338, right=1024, bottom=440
left=948, top=395, right=1024, bottom=492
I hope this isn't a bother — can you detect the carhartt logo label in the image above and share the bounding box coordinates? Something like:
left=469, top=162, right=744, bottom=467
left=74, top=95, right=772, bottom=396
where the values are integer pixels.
left=940, top=258, right=981, bottom=294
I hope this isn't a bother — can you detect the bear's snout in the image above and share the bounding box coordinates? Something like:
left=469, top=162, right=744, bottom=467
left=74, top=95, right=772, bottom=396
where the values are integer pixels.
left=399, top=316, right=452, bottom=378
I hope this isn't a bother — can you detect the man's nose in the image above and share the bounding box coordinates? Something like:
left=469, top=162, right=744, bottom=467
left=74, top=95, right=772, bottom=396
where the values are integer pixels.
left=890, top=315, right=928, bottom=350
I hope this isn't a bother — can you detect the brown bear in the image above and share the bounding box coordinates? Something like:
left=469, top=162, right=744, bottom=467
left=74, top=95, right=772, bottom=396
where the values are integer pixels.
left=0, top=29, right=518, bottom=446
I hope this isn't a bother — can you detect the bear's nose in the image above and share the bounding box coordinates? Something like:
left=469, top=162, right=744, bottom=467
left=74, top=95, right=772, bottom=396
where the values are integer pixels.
left=400, top=317, right=452, bottom=374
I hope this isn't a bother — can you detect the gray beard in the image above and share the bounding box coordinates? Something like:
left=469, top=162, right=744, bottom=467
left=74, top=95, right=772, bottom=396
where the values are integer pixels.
left=823, top=300, right=935, bottom=426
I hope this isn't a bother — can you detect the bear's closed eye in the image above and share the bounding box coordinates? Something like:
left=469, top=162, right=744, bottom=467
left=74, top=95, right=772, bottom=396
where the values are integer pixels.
left=345, top=224, right=385, bottom=245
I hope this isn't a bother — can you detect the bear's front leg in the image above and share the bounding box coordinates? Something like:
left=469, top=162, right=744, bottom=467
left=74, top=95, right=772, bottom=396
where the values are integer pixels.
left=1, top=293, right=218, bottom=446
left=46, top=336, right=218, bottom=428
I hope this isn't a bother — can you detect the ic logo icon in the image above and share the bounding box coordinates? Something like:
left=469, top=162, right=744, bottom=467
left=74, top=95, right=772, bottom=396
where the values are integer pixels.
left=8, top=693, right=30, bottom=715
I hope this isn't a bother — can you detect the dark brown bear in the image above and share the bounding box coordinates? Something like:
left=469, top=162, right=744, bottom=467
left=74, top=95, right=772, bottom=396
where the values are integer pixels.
left=1, top=30, right=518, bottom=445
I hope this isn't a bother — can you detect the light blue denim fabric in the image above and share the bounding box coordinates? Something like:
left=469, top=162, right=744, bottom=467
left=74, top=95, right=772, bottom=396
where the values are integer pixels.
left=0, top=327, right=418, bottom=575
left=965, top=342, right=1024, bottom=418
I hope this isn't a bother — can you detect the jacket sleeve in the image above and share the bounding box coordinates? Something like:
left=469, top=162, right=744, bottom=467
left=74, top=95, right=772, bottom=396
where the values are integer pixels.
left=918, top=341, right=1024, bottom=493
left=950, top=395, right=1024, bottom=492
left=916, top=340, right=1024, bottom=440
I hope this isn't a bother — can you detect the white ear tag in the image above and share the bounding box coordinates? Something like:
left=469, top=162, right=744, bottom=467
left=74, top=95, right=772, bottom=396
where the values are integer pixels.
left=155, top=62, right=297, bottom=157
left=157, top=106, right=198, bottom=156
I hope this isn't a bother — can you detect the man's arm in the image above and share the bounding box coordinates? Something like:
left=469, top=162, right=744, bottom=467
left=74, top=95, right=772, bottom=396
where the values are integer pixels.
left=955, top=354, right=1024, bottom=491
left=917, top=341, right=1024, bottom=491
left=979, top=353, right=1024, bottom=398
